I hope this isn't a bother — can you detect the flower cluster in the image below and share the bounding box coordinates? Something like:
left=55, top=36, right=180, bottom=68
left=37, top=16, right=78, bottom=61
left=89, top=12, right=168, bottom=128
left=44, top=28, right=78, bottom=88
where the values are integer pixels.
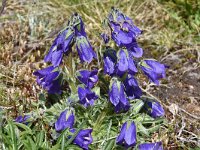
left=34, top=13, right=96, bottom=94
left=101, top=8, right=166, bottom=149
left=102, top=8, right=166, bottom=114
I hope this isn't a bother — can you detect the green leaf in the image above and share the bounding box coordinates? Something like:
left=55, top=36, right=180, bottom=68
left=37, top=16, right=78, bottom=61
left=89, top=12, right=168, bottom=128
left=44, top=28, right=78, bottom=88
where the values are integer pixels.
left=137, top=123, right=149, bottom=136
left=103, top=139, right=115, bottom=150
left=7, top=121, right=18, bottom=150
left=130, top=99, right=144, bottom=115
left=36, top=131, right=44, bottom=147
left=61, top=135, right=65, bottom=150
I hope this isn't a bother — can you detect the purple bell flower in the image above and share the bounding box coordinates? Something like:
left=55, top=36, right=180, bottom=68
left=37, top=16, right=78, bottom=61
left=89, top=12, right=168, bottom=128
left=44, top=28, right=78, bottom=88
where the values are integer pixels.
left=145, top=101, right=165, bottom=118
left=73, top=14, right=87, bottom=37
left=140, top=59, right=166, bottom=85
left=138, top=142, right=163, bottom=150
left=109, top=78, right=130, bottom=113
left=126, top=40, right=143, bottom=58
left=110, top=22, right=134, bottom=47
left=116, top=49, right=137, bottom=76
left=101, top=33, right=110, bottom=44
left=15, top=115, right=30, bottom=124
left=78, top=86, right=98, bottom=107
left=116, top=121, right=137, bottom=148
left=76, top=35, right=96, bottom=63
left=33, top=66, right=61, bottom=94
left=103, top=49, right=117, bottom=76
left=108, top=8, right=141, bottom=36
left=71, top=128, right=93, bottom=150
left=55, top=110, right=75, bottom=132
left=123, top=74, right=142, bottom=99
left=108, top=8, right=141, bottom=48
left=77, top=69, right=98, bottom=88
left=44, top=27, right=75, bottom=67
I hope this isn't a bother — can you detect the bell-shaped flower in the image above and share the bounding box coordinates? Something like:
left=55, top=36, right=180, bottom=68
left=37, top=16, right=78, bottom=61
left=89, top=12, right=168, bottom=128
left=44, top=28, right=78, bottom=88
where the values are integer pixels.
left=76, top=35, right=96, bottom=63
left=44, top=27, right=75, bottom=67
left=103, top=48, right=117, bottom=76
left=15, top=115, right=30, bottom=124
left=101, top=33, right=110, bottom=44
left=33, top=66, right=62, bottom=94
left=72, top=13, right=87, bottom=37
left=78, top=86, right=98, bottom=107
left=108, top=8, right=141, bottom=36
left=126, top=40, right=143, bottom=58
left=77, top=69, right=98, bottom=88
left=144, top=101, right=165, bottom=118
left=109, top=78, right=130, bottom=113
left=116, top=121, right=137, bottom=148
left=71, top=128, right=93, bottom=150
left=138, top=142, right=163, bottom=150
left=140, top=59, right=166, bottom=85
left=110, top=23, right=134, bottom=48
left=55, top=109, right=75, bottom=132
left=116, top=49, right=137, bottom=76
left=123, top=74, right=142, bottom=99
left=108, top=8, right=141, bottom=48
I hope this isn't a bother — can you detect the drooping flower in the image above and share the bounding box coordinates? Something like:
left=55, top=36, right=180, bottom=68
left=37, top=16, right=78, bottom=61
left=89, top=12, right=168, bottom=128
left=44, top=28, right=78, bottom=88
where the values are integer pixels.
left=110, top=22, right=135, bottom=47
left=144, top=101, right=165, bottom=118
left=116, top=49, right=137, bottom=76
left=72, top=13, right=87, bottom=37
left=55, top=110, right=75, bottom=132
left=77, top=69, right=98, bottom=88
left=71, top=129, right=93, bottom=150
left=126, top=40, right=143, bottom=58
left=138, top=142, right=163, bottom=150
left=103, top=48, right=117, bottom=76
left=116, top=121, right=137, bottom=148
left=76, top=35, right=96, bottom=63
left=109, top=78, right=130, bottom=113
left=78, top=86, right=98, bottom=107
left=15, top=115, right=30, bottom=124
left=108, top=8, right=141, bottom=36
left=44, top=27, right=75, bottom=67
left=33, top=66, right=62, bottom=94
left=101, top=33, right=110, bottom=44
left=140, top=59, right=166, bottom=85
left=107, top=8, right=141, bottom=48
left=123, top=74, right=142, bottom=99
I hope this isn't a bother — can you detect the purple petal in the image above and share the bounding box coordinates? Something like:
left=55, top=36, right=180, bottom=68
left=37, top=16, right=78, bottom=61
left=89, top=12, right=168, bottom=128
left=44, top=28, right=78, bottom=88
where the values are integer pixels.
left=55, top=110, right=75, bottom=132
left=124, top=122, right=136, bottom=147
left=138, top=142, right=163, bottom=150
left=116, top=49, right=128, bottom=76
left=116, top=122, right=127, bottom=144
left=109, top=80, right=120, bottom=106
left=76, top=35, right=96, bottom=63
left=140, top=60, right=166, bottom=85
left=73, top=129, right=93, bottom=150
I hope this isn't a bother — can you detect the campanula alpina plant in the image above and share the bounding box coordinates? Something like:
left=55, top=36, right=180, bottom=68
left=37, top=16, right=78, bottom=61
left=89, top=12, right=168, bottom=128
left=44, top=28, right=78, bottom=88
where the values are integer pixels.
left=2, top=8, right=168, bottom=150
